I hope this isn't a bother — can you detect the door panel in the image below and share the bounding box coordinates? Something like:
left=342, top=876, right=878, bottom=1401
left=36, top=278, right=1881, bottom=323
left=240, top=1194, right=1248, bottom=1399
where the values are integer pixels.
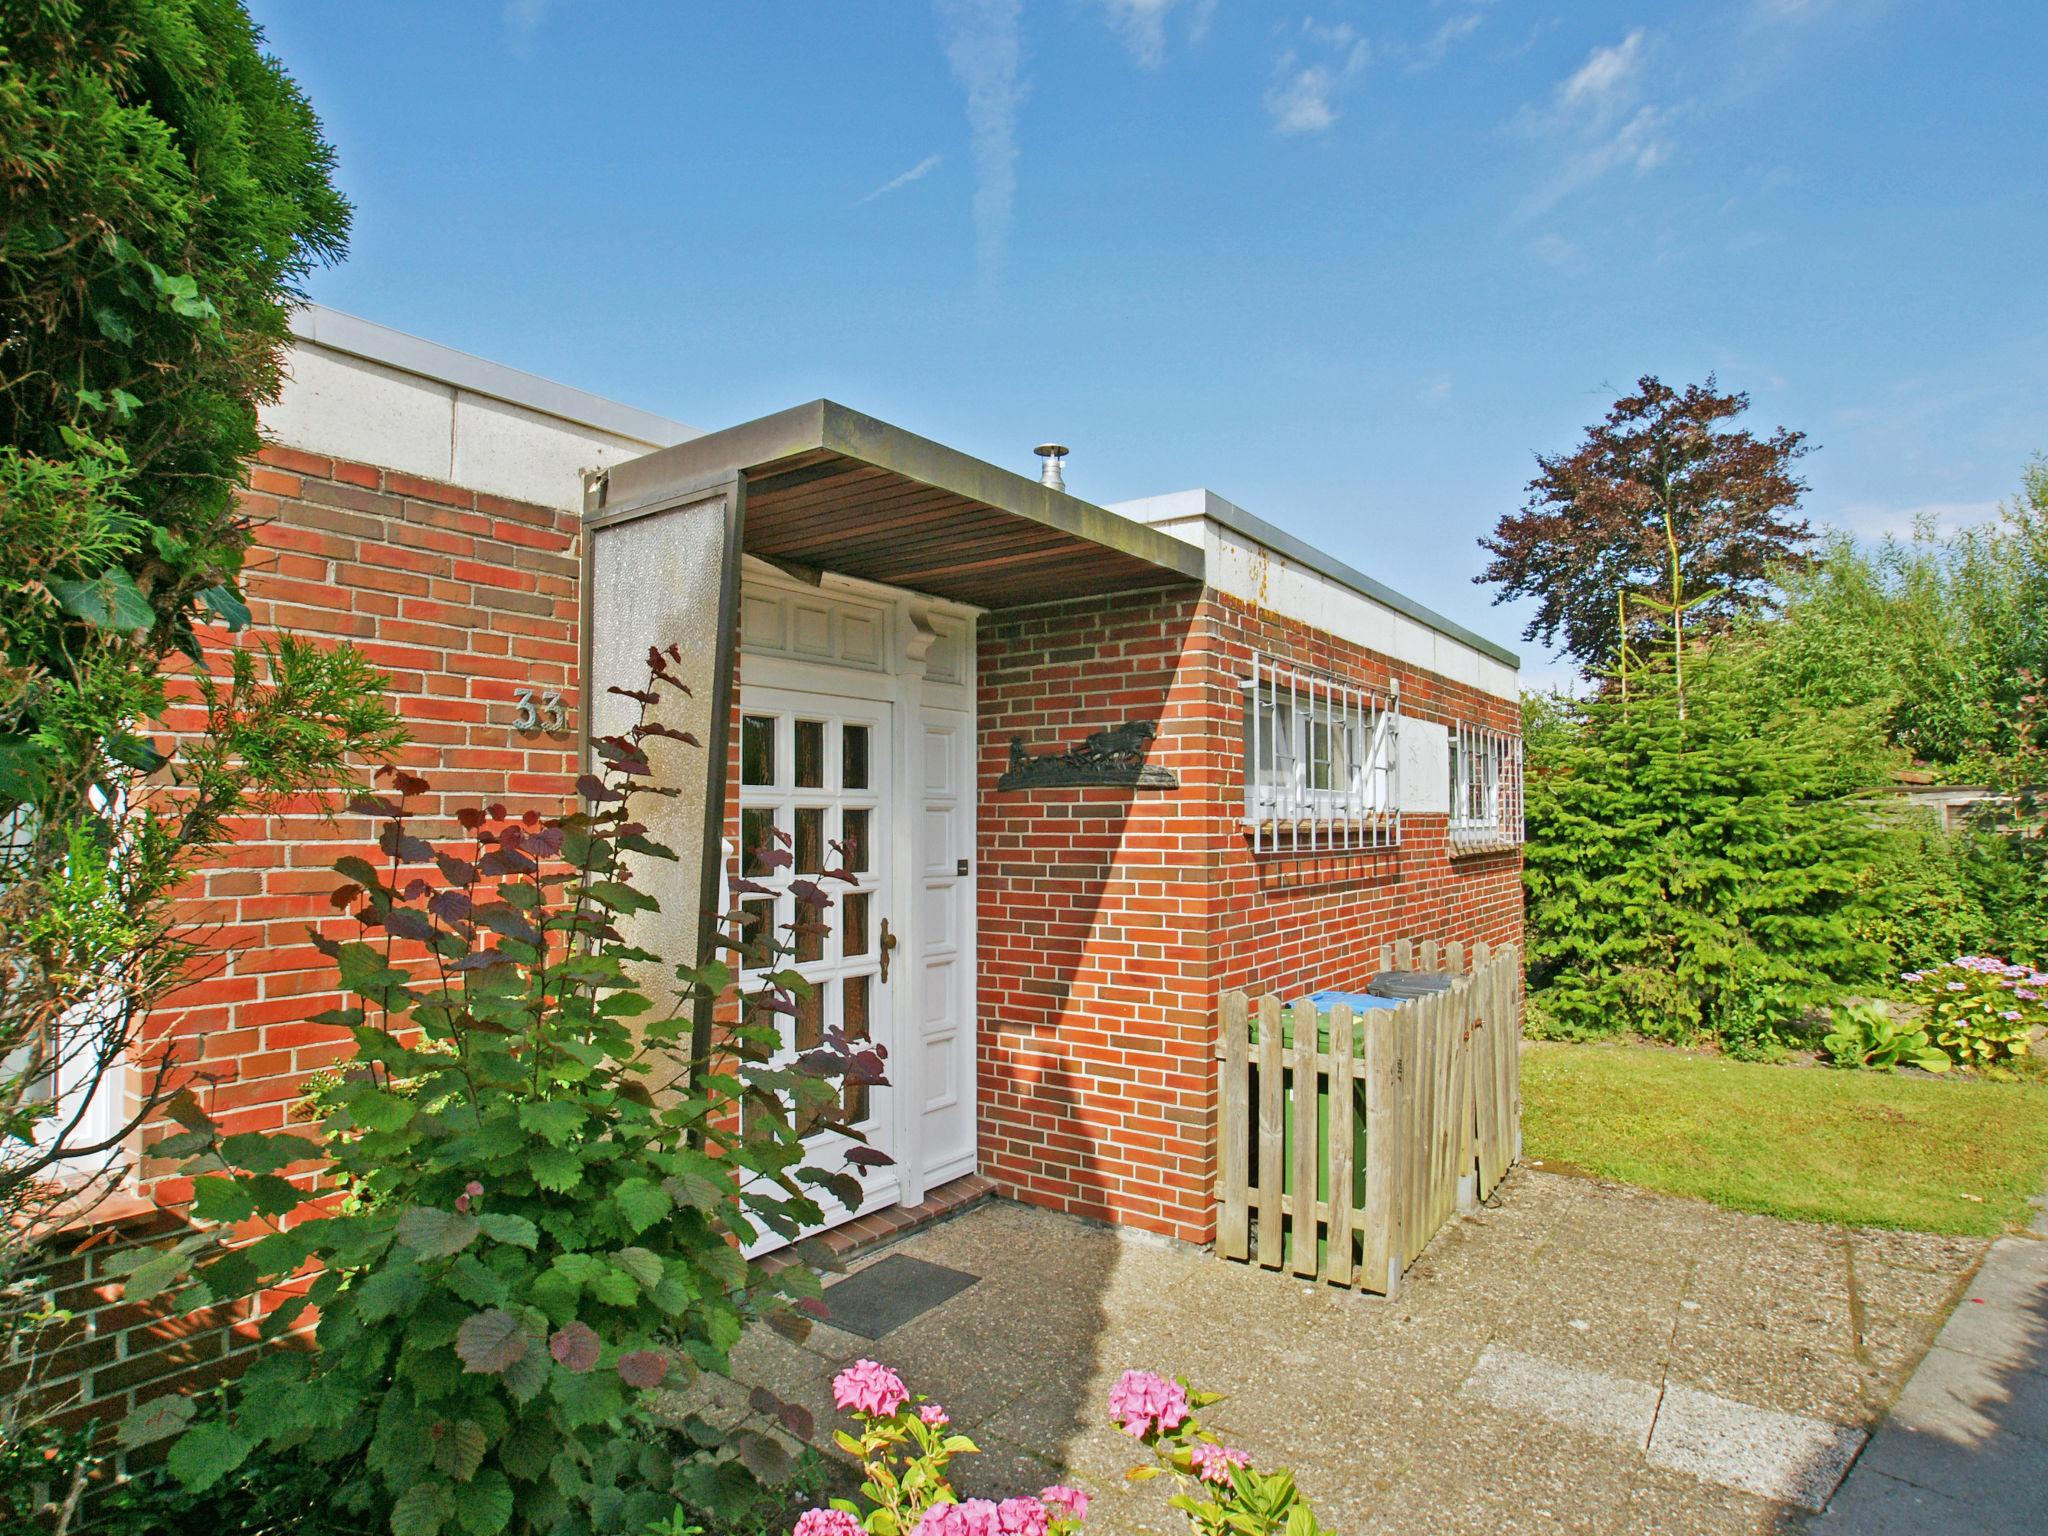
left=917, top=719, right=976, bottom=1178
left=736, top=686, right=895, bottom=1228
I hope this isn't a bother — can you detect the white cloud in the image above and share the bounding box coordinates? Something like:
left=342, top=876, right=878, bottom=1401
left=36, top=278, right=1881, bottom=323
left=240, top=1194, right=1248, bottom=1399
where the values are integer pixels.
left=855, top=154, right=943, bottom=206
left=1407, top=8, right=1485, bottom=73
left=1093, top=0, right=1216, bottom=69
left=503, top=0, right=549, bottom=56
left=1512, top=29, right=1674, bottom=220
left=937, top=0, right=1026, bottom=296
left=1557, top=28, right=1647, bottom=122
left=1266, top=20, right=1369, bottom=136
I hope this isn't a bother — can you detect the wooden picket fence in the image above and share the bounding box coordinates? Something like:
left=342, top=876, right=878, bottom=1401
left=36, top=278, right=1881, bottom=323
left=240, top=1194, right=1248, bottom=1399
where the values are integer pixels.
left=1213, top=939, right=1522, bottom=1297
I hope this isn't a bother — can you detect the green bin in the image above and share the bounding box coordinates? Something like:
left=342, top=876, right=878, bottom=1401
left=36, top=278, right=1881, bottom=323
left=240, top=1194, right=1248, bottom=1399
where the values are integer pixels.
left=1245, top=1004, right=1371, bottom=1271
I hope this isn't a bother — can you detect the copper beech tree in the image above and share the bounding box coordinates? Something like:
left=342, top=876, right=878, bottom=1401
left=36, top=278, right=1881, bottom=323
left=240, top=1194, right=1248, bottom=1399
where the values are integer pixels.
left=1478, top=375, right=1814, bottom=676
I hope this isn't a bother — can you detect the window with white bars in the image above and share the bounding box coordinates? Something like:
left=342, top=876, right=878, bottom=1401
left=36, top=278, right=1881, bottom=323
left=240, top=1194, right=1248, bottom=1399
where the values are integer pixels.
left=1242, top=656, right=1399, bottom=852
left=1447, top=722, right=1524, bottom=848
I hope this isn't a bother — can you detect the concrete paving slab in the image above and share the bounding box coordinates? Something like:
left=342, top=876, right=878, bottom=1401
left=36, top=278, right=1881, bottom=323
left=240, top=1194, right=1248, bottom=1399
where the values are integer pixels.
left=1876, top=1339, right=2048, bottom=1445
left=1917, top=1235, right=2048, bottom=1370
left=693, top=1170, right=1987, bottom=1535
left=1462, top=1344, right=1662, bottom=1443
left=1820, top=1225, right=2048, bottom=1534
left=1646, top=1383, right=1866, bottom=1509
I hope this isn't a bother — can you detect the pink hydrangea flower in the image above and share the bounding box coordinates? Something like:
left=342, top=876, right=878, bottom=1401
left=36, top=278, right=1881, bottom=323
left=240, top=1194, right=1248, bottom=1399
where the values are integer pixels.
left=1190, top=1443, right=1250, bottom=1485
left=920, top=1403, right=950, bottom=1426
left=1947, top=981, right=1968, bottom=992
left=1108, top=1369, right=1190, bottom=1437
left=2003, top=1010, right=2023, bottom=1022
left=794, top=1510, right=864, bottom=1536
left=832, top=1359, right=909, bottom=1418
left=996, top=1497, right=1049, bottom=1536
left=916, top=1499, right=1002, bottom=1536
left=1040, top=1486, right=1089, bottom=1521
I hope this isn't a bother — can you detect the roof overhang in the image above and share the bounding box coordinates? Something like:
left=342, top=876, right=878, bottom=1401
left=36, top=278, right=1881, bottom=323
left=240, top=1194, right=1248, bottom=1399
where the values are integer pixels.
left=589, top=400, right=1205, bottom=610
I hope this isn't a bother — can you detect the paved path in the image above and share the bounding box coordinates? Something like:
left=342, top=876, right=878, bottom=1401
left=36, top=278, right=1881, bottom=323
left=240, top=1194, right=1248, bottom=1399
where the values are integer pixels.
left=1815, top=1200, right=2048, bottom=1535
left=667, top=1168, right=1988, bottom=1534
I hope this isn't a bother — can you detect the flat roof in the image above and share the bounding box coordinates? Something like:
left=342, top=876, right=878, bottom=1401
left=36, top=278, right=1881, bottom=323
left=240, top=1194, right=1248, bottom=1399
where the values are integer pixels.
left=289, top=304, right=700, bottom=448
left=292, top=306, right=1512, bottom=662
left=1113, top=488, right=1520, bottom=669
left=593, top=400, right=1206, bottom=610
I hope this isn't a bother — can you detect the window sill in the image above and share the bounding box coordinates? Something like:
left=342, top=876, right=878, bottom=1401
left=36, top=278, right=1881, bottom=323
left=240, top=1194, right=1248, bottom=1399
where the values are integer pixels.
left=1447, top=835, right=1522, bottom=860
left=1241, top=820, right=1401, bottom=854
left=14, top=1181, right=164, bottom=1244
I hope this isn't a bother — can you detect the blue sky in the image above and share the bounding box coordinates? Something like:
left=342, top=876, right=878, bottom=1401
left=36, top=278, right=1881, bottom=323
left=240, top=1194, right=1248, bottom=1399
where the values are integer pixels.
left=250, top=1, right=2045, bottom=686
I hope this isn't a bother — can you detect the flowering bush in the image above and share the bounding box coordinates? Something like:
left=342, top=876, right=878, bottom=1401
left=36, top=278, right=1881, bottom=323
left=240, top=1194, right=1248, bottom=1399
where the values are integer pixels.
left=1117, top=1371, right=1335, bottom=1536
left=1899, top=956, right=2046, bottom=1072
left=794, top=1362, right=1085, bottom=1536
left=111, top=647, right=888, bottom=1535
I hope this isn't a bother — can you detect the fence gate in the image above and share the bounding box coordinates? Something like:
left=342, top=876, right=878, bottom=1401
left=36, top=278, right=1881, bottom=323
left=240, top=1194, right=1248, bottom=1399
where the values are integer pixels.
left=1213, top=939, right=1522, bottom=1296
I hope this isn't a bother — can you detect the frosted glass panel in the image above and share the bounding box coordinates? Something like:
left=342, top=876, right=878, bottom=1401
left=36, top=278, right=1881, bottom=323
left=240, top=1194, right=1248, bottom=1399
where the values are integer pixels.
left=586, top=492, right=737, bottom=1023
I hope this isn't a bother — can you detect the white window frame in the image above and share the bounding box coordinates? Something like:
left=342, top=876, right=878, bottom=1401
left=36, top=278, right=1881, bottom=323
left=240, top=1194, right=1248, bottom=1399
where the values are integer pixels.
left=1448, top=721, right=1524, bottom=849
left=2, top=805, right=135, bottom=1187
left=1242, top=656, right=1399, bottom=853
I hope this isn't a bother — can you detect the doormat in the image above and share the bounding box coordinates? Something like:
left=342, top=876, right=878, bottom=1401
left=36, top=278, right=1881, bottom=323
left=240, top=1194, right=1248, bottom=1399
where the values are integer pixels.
left=820, top=1255, right=979, bottom=1339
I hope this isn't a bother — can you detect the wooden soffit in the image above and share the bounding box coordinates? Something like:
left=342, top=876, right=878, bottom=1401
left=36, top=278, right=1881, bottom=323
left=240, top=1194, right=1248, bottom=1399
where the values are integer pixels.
left=589, top=401, right=1205, bottom=610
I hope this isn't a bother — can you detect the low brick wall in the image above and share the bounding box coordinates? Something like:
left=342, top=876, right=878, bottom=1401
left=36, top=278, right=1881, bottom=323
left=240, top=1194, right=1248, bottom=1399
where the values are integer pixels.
left=4, top=1200, right=261, bottom=1441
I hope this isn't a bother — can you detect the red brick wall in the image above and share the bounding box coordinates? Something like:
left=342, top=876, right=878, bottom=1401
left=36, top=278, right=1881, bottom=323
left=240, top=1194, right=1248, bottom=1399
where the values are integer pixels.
left=975, top=586, right=1523, bottom=1244
left=34, top=449, right=591, bottom=1425
left=976, top=589, right=1217, bottom=1242
left=5, top=1200, right=271, bottom=1442
left=145, top=448, right=583, bottom=1193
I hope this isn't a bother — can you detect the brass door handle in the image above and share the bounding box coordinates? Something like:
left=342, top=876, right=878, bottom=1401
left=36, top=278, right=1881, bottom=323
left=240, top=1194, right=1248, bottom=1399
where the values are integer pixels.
left=879, top=917, right=898, bottom=983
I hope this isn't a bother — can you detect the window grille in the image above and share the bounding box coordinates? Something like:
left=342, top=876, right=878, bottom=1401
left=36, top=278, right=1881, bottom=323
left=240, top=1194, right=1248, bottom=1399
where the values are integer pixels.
left=1447, top=721, right=1524, bottom=848
left=1242, top=656, right=1399, bottom=853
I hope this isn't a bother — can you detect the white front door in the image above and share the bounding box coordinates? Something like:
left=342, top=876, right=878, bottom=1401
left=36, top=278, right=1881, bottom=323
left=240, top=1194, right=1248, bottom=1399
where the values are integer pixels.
left=736, top=686, right=898, bottom=1224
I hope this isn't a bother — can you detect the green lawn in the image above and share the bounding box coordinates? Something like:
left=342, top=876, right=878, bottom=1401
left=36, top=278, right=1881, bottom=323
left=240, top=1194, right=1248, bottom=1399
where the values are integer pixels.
left=1521, top=1040, right=2048, bottom=1236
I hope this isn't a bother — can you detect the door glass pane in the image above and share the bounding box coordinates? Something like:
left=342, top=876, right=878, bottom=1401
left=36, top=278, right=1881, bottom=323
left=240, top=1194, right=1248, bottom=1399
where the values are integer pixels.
left=738, top=988, right=775, bottom=1062
left=741, top=715, right=775, bottom=786
left=739, top=897, right=775, bottom=971
left=794, top=982, right=823, bottom=1053
left=741, top=807, right=776, bottom=876
left=794, top=904, right=825, bottom=964
left=795, top=719, right=825, bottom=789
left=794, top=807, right=824, bottom=874
left=842, top=974, right=871, bottom=1123
left=841, top=891, right=870, bottom=958
left=841, top=808, right=870, bottom=874
left=842, top=724, right=870, bottom=790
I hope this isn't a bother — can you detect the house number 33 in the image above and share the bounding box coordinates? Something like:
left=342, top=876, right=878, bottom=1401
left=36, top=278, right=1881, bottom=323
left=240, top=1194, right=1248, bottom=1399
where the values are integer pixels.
left=512, top=688, right=569, bottom=734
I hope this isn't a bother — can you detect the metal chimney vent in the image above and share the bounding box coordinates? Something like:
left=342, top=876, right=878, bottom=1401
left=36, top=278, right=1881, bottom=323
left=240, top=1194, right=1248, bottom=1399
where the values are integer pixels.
left=1034, top=442, right=1068, bottom=492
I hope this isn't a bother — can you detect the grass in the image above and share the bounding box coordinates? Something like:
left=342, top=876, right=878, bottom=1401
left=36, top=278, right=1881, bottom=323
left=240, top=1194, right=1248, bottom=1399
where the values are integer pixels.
left=1520, top=1039, right=2048, bottom=1236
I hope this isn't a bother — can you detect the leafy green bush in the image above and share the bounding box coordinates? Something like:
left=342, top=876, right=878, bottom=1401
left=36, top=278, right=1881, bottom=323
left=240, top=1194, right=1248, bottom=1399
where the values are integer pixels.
left=1712, top=975, right=1815, bottom=1063
left=1523, top=644, right=1884, bottom=1041
left=1821, top=1003, right=1949, bottom=1073
left=2, top=0, right=397, bottom=1373
left=115, top=653, right=883, bottom=1536
left=1900, top=958, right=2045, bottom=1074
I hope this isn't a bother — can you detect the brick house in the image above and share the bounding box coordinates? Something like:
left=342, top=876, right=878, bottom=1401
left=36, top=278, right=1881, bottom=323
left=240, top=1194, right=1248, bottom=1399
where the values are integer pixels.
left=36, top=305, right=1522, bottom=1425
